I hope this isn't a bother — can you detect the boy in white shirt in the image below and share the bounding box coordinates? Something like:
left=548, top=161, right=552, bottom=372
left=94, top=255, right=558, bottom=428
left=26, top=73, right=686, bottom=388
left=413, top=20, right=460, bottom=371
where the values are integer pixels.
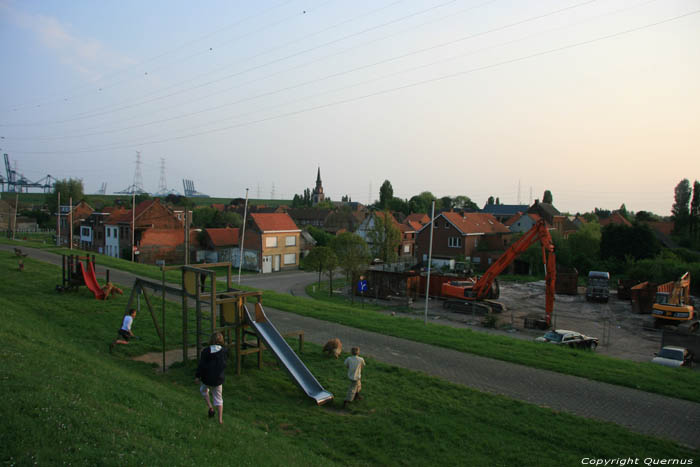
left=343, top=347, right=366, bottom=409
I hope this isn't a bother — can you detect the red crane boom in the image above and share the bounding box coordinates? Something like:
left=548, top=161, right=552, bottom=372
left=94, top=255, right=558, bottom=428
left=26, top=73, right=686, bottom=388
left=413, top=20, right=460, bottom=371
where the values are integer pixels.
left=441, top=218, right=556, bottom=326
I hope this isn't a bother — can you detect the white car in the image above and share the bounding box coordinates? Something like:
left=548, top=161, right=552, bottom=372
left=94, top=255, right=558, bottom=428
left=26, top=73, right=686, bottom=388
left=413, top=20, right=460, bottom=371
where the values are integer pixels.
left=651, top=346, right=694, bottom=368
left=535, top=329, right=599, bottom=350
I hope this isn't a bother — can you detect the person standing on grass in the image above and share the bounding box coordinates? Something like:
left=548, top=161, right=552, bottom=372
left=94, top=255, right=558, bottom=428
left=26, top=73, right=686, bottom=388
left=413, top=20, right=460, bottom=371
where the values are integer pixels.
left=110, top=308, right=137, bottom=352
left=195, top=332, right=228, bottom=424
left=343, top=347, right=366, bottom=410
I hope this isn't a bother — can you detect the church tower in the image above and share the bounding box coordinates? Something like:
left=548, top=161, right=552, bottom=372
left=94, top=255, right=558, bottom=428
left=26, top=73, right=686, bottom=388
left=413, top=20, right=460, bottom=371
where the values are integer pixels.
left=312, top=167, right=325, bottom=205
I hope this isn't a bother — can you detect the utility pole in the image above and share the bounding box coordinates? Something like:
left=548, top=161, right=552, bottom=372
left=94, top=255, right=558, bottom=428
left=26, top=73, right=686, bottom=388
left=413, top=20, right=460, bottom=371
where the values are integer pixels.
left=184, top=208, right=190, bottom=265
left=238, top=188, right=249, bottom=284
left=12, top=193, right=18, bottom=240
left=56, top=191, right=61, bottom=246
left=131, top=192, right=135, bottom=262
left=424, top=201, right=435, bottom=325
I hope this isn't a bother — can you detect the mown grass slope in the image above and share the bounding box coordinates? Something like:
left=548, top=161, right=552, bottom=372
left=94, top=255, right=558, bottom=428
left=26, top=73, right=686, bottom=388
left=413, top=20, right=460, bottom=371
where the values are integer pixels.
left=0, top=252, right=697, bottom=465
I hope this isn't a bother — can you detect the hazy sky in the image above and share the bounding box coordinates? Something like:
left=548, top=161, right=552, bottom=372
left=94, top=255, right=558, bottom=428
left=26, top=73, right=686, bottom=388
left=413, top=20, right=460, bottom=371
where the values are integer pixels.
left=1, top=0, right=698, bottom=215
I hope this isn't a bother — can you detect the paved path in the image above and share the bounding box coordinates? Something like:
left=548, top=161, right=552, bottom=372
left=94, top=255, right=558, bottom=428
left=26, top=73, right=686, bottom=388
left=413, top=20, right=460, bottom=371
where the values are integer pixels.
left=4, top=244, right=700, bottom=449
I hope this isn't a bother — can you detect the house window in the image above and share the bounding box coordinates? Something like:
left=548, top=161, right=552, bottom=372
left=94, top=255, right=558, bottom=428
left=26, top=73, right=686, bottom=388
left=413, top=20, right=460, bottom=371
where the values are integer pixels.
left=403, top=244, right=410, bottom=253
left=107, top=228, right=110, bottom=238
left=448, top=237, right=462, bottom=248
left=81, top=227, right=90, bottom=236
left=445, top=222, right=450, bottom=229
left=266, top=236, right=278, bottom=248
left=285, top=235, right=296, bottom=246
left=283, top=253, right=296, bottom=265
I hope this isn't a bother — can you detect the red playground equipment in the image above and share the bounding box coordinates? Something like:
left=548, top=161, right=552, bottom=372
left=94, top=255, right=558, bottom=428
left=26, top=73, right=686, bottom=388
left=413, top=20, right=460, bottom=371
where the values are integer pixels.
left=59, top=254, right=118, bottom=300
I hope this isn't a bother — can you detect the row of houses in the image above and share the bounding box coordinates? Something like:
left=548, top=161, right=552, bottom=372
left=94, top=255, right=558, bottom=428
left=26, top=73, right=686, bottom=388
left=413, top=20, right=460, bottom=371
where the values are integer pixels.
left=55, top=195, right=675, bottom=274
left=60, top=199, right=308, bottom=272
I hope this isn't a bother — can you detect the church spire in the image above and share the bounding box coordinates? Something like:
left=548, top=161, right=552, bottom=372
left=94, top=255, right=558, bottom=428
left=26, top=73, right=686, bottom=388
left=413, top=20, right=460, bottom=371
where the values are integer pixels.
left=316, top=166, right=321, bottom=184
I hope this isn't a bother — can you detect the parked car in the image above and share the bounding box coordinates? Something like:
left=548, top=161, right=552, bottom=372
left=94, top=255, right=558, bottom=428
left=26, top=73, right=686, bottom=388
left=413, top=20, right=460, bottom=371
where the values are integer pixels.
left=651, top=346, right=694, bottom=368
left=535, top=329, right=599, bottom=350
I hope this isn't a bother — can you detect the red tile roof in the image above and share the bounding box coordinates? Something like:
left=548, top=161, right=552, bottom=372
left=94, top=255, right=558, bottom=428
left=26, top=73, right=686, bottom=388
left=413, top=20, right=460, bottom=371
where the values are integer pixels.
left=407, top=220, right=423, bottom=231
left=440, top=212, right=510, bottom=235
left=599, top=212, right=632, bottom=227
left=206, top=227, right=239, bottom=247
left=406, top=213, right=430, bottom=225
left=251, top=212, right=300, bottom=232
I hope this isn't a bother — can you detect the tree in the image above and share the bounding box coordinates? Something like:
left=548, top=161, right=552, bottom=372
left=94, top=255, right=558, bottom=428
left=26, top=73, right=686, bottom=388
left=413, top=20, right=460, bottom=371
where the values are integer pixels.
left=453, top=195, right=478, bottom=211
left=192, top=207, right=242, bottom=228
left=47, top=178, right=84, bottom=213
left=303, top=246, right=337, bottom=293
left=387, top=197, right=409, bottom=215
left=408, top=191, right=436, bottom=214
left=672, top=179, right=692, bottom=235
left=690, top=180, right=700, bottom=240
left=487, top=196, right=495, bottom=205
left=367, top=211, right=401, bottom=263
left=330, top=232, right=370, bottom=303
left=543, top=190, right=553, bottom=204
left=600, top=223, right=660, bottom=262
left=495, top=197, right=500, bottom=205
left=306, top=225, right=333, bottom=247
left=634, top=211, right=655, bottom=223
left=438, top=196, right=453, bottom=211
left=379, top=180, right=394, bottom=209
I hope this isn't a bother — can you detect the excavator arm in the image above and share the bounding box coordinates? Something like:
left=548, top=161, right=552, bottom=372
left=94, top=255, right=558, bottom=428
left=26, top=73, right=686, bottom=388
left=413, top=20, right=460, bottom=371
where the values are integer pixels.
left=446, top=218, right=557, bottom=326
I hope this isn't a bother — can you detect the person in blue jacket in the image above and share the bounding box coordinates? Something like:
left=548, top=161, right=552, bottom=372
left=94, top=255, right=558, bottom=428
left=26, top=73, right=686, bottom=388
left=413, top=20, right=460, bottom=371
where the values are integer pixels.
left=195, top=332, right=228, bottom=424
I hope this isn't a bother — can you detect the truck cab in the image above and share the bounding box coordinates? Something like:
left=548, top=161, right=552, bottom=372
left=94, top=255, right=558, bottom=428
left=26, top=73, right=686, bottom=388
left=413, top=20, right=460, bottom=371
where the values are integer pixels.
left=586, top=271, right=610, bottom=303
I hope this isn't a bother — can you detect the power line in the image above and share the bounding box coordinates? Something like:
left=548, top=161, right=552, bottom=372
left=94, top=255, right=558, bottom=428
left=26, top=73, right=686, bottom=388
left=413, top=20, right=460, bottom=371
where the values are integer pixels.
left=0, top=0, right=297, bottom=113
left=10, top=6, right=697, bottom=155
left=5, top=0, right=602, bottom=140
left=1, top=0, right=460, bottom=127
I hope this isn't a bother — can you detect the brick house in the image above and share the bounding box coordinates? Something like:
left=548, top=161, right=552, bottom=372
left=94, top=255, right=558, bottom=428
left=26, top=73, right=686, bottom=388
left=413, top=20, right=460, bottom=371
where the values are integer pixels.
left=415, top=212, right=510, bottom=270
left=59, top=201, right=94, bottom=246
left=238, top=213, right=301, bottom=273
left=102, top=199, right=186, bottom=263
left=200, top=227, right=239, bottom=263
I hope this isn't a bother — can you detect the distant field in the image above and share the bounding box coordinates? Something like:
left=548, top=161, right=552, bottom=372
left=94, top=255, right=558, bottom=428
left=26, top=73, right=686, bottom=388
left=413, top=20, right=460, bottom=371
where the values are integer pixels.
left=1, top=192, right=292, bottom=208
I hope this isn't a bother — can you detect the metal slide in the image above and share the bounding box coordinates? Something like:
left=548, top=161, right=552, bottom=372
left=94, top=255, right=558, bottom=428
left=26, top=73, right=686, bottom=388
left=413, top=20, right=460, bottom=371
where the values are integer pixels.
left=244, top=304, right=333, bottom=405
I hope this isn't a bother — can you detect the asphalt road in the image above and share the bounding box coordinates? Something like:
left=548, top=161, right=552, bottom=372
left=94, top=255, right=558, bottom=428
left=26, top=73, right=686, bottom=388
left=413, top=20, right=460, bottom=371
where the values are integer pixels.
left=4, top=244, right=700, bottom=449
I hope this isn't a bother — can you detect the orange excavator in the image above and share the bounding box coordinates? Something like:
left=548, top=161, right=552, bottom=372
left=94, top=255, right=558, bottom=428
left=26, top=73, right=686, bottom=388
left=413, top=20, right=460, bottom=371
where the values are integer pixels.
left=441, top=218, right=556, bottom=327
left=651, top=272, right=698, bottom=333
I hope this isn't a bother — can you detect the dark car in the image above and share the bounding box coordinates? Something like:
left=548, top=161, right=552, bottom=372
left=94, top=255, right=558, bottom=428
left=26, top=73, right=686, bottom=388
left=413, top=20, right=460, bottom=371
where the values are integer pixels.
left=536, top=329, right=599, bottom=350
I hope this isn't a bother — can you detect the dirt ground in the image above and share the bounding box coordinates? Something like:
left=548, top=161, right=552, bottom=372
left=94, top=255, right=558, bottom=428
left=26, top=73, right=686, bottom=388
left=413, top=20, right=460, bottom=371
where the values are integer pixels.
left=400, top=281, right=665, bottom=363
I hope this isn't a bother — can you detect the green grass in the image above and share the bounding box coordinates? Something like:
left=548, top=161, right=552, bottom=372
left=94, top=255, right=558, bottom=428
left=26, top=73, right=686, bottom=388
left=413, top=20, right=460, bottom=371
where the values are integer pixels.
left=0, top=251, right=696, bottom=465
left=251, top=287, right=700, bottom=404
left=4, top=239, right=700, bottom=404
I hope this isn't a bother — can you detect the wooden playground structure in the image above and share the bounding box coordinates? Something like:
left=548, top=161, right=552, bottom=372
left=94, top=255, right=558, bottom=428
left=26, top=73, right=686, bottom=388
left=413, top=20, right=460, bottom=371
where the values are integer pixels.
left=124, top=262, right=303, bottom=374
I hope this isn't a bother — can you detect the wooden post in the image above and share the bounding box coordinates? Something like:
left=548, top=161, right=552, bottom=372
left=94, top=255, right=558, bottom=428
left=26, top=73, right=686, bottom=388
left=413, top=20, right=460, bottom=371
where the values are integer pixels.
left=235, top=298, right=242, bottom=375
left=69, top=197, right=73, bottom=250
left=210, top=270, right=216, bottom=335
left=195, top=273, right=201, bottom=358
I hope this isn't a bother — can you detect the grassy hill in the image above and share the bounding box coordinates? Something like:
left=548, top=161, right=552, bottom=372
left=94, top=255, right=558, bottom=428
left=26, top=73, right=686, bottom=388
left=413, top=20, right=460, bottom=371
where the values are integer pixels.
left=0, top=251, right=697, bottom=465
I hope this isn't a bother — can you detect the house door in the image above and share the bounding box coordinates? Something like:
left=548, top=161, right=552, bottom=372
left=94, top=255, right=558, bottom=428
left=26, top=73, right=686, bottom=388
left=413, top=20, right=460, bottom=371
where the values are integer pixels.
left=262, top=255, right=272, bottom=273
left=273, top=255, right=280, bottom=272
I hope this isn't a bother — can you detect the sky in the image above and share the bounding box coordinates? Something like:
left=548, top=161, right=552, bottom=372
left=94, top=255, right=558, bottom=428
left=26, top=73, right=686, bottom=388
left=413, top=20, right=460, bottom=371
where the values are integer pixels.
left=1, top=0, right=698, bottom=216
